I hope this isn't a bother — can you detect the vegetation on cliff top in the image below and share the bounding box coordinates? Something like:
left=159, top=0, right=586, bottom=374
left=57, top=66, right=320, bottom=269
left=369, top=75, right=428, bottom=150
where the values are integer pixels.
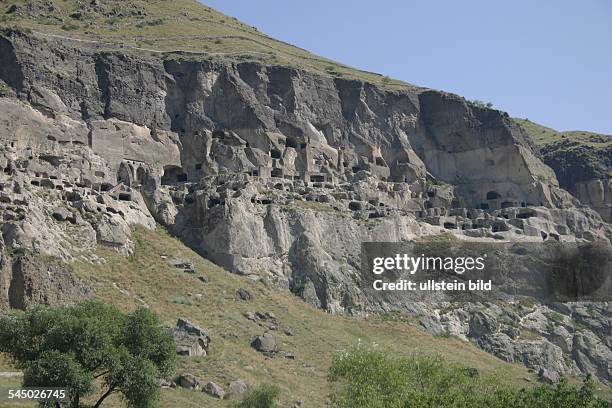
left=513, top=118, right=611, bottom=148
left=0, top=0, right=407, bottom=88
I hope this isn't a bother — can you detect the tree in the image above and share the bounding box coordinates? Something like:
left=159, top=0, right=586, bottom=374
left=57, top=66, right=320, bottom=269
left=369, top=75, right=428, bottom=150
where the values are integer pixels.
left=0, top=301, right=176, bottom=408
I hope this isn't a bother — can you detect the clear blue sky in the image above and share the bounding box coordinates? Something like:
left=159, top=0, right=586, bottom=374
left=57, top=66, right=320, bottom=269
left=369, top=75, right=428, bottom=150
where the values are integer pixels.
left=201, top=1, right=612, bottom=134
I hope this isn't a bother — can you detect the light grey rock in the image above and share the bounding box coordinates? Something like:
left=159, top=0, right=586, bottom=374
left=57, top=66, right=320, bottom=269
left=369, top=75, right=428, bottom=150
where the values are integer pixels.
left=251, top=332, right=277, bottom=356
left=177, top=373, right=198, bottom=390
left=173, top=319, right=211, bottom=357
left=202, top=381, right=225, bottom=399
left=228, top=379, right=248, bottom=397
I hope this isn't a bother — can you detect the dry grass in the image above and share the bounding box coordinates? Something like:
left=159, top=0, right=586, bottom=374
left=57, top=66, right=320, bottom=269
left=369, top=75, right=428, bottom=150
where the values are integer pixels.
left=513, top=118, right=611, bottom=147
left=0, top=0, right=408, bottom=89
left=57, top=225, right=536, bottom=407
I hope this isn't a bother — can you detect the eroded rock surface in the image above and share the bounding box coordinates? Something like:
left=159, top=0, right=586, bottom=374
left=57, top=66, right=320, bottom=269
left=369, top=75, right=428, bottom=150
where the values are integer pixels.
left=0, top=27, right=609, bottom=382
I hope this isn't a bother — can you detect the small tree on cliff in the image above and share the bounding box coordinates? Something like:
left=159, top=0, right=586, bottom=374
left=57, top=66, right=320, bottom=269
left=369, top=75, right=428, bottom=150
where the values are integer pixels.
left=0, top=301, right=176, bottom=408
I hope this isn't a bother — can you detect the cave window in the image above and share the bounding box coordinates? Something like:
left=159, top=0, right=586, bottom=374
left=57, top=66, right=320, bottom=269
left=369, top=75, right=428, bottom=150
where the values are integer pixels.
left=47, top=135, right=56, bottom=142
left=286, top=138, right=298, bottom=149
left=443, top=222, right=456, bottom=229
left=161, top=166, right=187, bottom=185
left=480, top=203, right=490, bottom=210
left=352, top=166, right=361, bottom=173
left=271, top=168, right=283, bottom=178
left=375, top=157, right=385, bottom=166
left=136, top=167, right=146, bottom=186
left=270, top=149, right=282, bottom=159
left=251, top=169, right=259, bottom=177
left=310, top=175, right=325, bottom=182
left=486, top=191, right=501, bottom=200
left=100, top=183, right=113, bottom=192
left=118, top=193, right=132, bottom=201
left=212, top=130, right=225, bottom=139
left=195, top=163, right=202, bottom=171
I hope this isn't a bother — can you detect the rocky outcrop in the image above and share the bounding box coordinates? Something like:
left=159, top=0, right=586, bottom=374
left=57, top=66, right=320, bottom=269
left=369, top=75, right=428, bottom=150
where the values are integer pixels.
left=541, top=138, right=611, bottom=222
left=0, top=27, right=610, bottom=382
left=173, top=318, right=211, bottom=357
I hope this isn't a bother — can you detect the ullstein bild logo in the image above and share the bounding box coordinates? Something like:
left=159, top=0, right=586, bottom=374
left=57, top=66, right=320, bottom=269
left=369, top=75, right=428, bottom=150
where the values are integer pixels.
left=371, top=254, right=491, bottom=292
left=360, top=241, right=612, bottom=302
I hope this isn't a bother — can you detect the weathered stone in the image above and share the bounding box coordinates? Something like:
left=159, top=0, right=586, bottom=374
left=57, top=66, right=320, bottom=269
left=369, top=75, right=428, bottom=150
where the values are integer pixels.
left=177, top=373, right=198, bottom=390
left=173, top=319, right=211, bottom=357
left=251, top=332, right=277, bottom=355
left=202, top=381, right=225, bottom=399
left=236, top=288, right=251, bottom=301
left=228, top=379, right=248, bottom=396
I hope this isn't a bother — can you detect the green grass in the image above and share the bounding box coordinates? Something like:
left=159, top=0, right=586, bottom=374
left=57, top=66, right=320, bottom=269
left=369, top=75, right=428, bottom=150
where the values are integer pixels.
left=513, top=118, right=611, bottom=148
left=0, top=0, right=407, bottom=89
left=4, top=224, right=535, bottom=407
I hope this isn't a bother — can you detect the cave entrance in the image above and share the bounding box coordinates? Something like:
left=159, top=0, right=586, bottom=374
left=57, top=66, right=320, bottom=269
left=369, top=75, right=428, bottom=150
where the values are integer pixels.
left=486, top=191, right=501, bottom=200
left=161, top=166, right=188, bottom=185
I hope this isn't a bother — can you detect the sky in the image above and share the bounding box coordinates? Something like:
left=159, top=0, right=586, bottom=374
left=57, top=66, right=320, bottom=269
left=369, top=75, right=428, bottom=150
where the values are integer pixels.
left=201, top=0, right=612, bottom=134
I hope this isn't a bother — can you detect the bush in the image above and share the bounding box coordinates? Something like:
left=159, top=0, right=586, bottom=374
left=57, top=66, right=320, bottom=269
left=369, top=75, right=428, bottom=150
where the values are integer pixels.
left=328, top=347, right=608, bottom=408
left=61, top=23, right=80, bottom=31
left=235, top=384, right=281, bottom=408
left=0, top=301, right=176, bottom=408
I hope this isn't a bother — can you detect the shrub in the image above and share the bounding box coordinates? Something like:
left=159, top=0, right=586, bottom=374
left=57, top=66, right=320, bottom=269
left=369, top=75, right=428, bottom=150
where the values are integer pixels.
left=61, top=23, right=80, bottom=31
left=328, top=346, right=607, bottom=408
left=235, top=384, right=281, bottom=408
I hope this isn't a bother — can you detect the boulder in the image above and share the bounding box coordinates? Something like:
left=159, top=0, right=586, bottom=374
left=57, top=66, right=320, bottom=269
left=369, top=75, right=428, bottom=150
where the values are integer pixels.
left=202, top=381, right=225, bottom=399
left=538, top=368, right=559, bottom=385
left=177, top=373, right=198, bottom=390
left=173, top=318, right=211, bottom=357
left=251, top=332, right=277, bottom=356
left=236, top=287, right=251, bottom=301
left=228, top=379, right=248, bottom=397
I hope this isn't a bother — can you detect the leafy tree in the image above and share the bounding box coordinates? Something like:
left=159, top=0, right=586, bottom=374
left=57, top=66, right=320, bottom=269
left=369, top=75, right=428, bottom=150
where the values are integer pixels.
left=235, top=384, right=281, bottom=408
left=328, top=346, right=608, bottom=408
left=0, top=301, right=176, bottom=408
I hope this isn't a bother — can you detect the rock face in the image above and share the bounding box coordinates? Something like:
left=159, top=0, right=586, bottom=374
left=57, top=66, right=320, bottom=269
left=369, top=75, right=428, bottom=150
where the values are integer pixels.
left=541, top=139, right=612, bottom=222
left=0, top=27, right=610, bottom=382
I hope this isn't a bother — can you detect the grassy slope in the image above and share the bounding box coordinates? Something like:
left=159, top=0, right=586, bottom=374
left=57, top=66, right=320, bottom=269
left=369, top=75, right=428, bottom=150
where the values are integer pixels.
left=513, top=118, right=612, bottom=148
left=0, top=225, right=537, bottom=407
left=0, top=0, right=407, bottom=89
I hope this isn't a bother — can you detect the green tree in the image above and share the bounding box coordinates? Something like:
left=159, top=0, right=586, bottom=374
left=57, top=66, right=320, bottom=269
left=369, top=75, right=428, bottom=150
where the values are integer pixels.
left=0, top=301, right=176, bottom=408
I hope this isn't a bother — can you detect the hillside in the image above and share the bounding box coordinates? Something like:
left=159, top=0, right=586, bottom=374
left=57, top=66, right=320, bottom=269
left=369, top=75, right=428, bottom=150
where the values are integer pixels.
left=514, top=118, right=611, bottom=221
left=0, top=0, right=407, bottom=88
left=0, top=226, right=539, bottom=407
left=0, top=0, right=610, bottom=402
